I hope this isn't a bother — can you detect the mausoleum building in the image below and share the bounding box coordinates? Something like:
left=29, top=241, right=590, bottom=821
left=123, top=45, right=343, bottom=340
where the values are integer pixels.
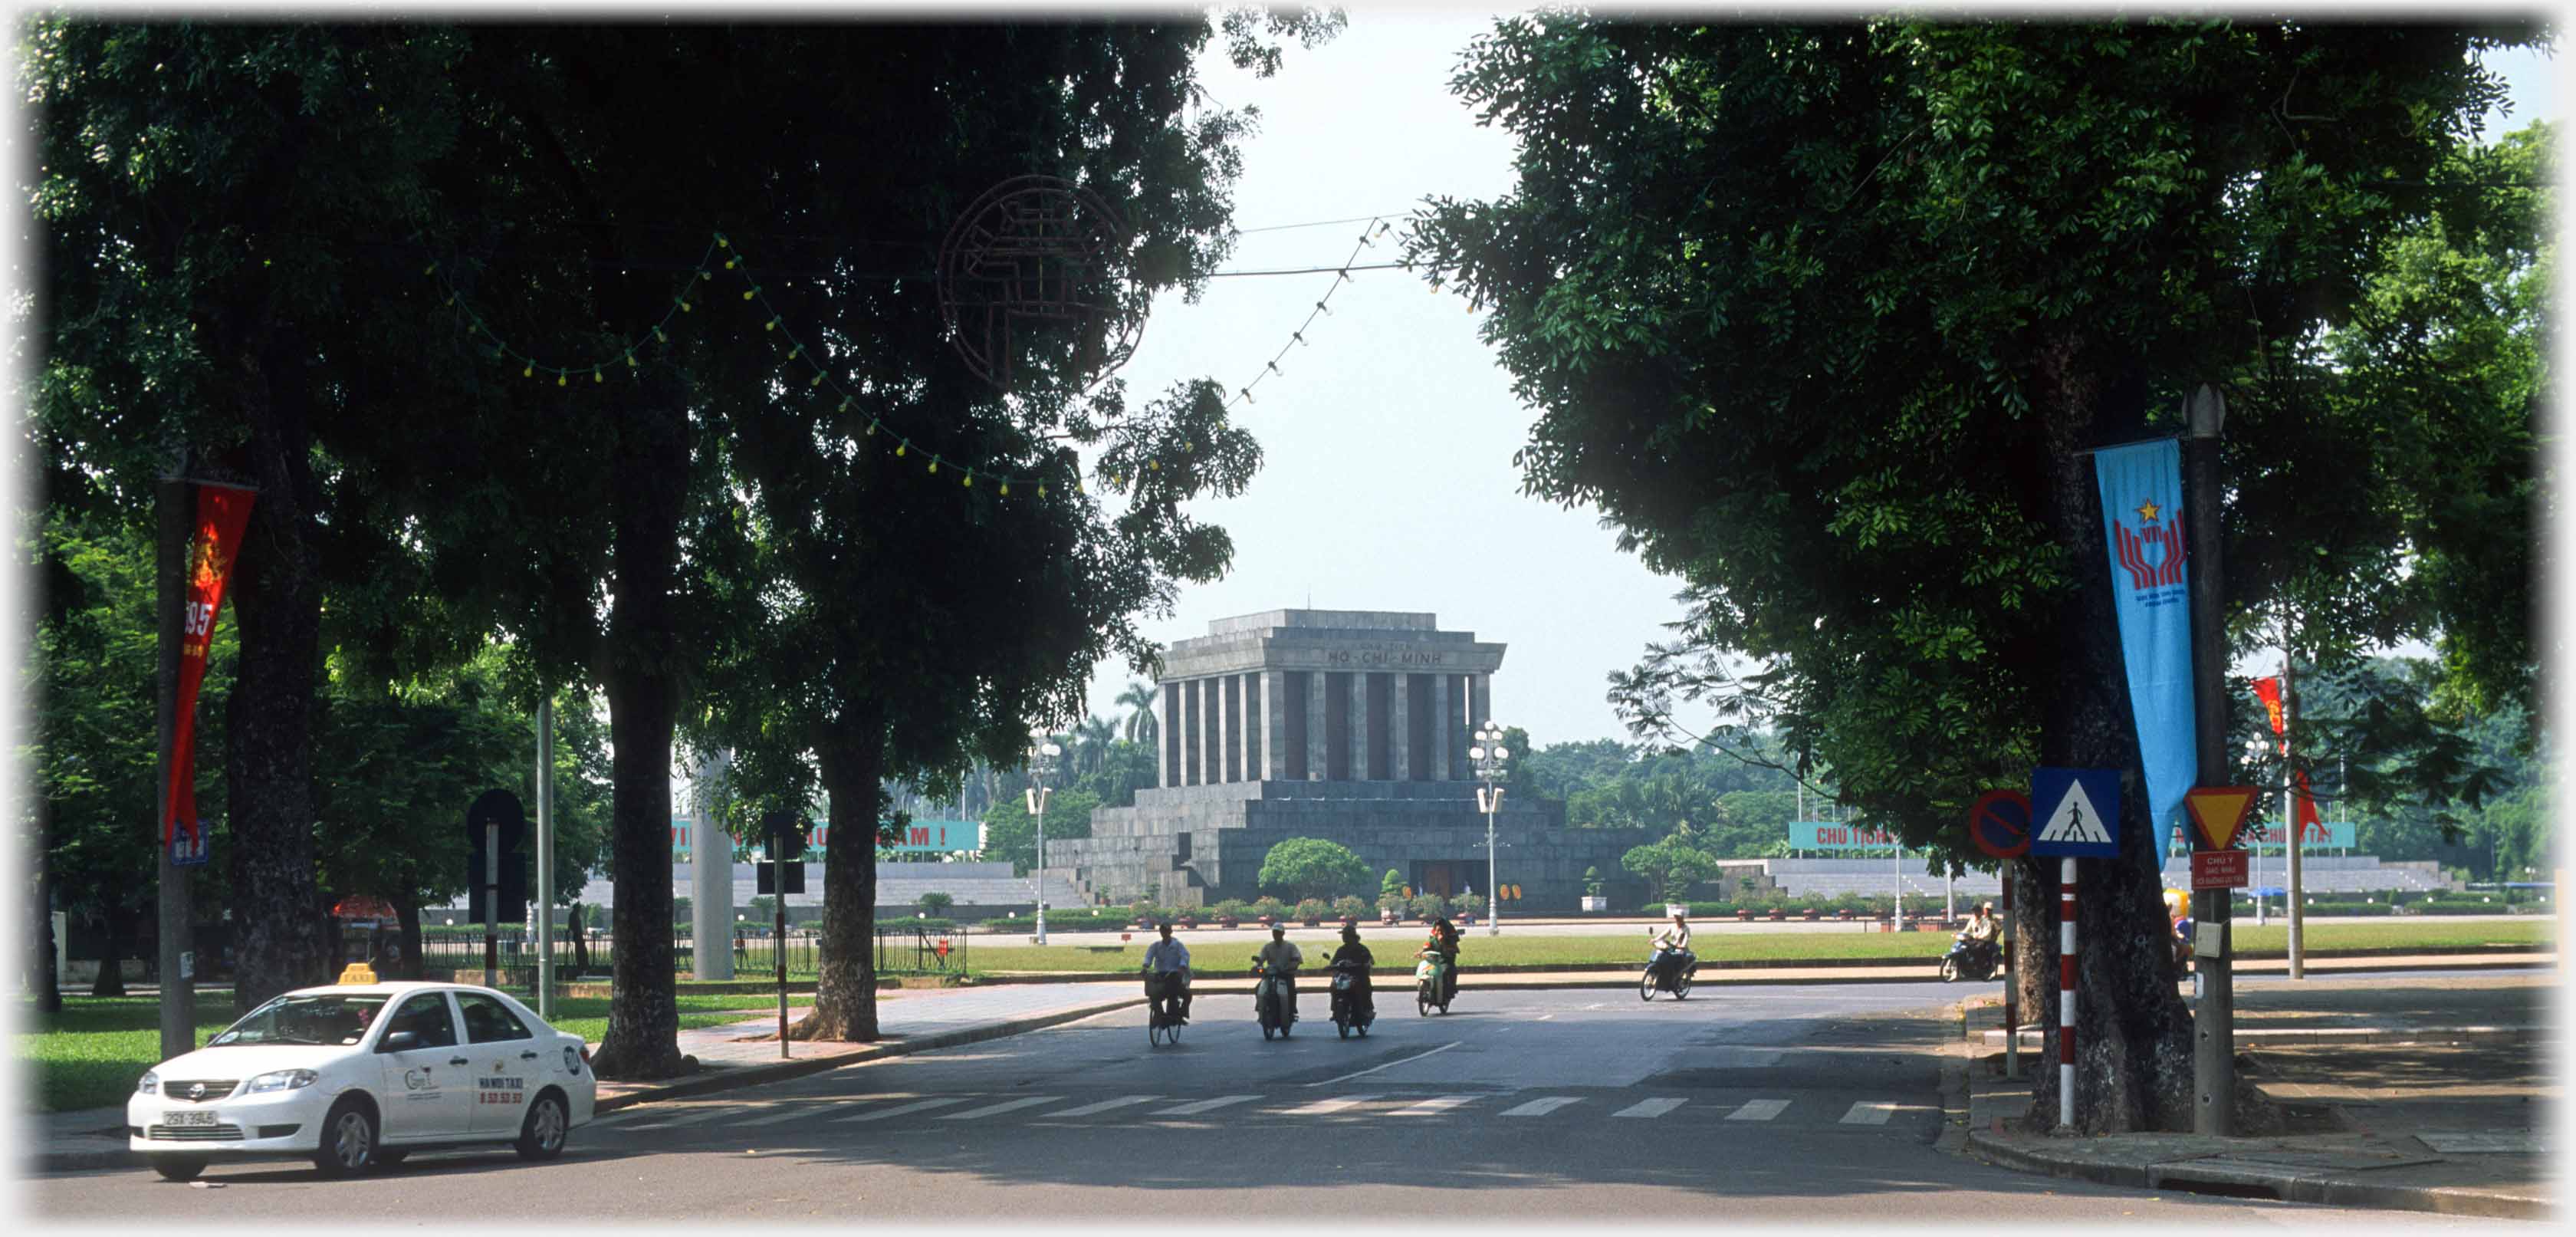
left=1050, top=610, right=1654, bottom=911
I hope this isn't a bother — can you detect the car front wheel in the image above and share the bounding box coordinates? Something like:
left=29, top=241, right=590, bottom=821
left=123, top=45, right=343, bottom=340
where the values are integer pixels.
left=150, top=1154, right=209, bottom=1183
left=313, top=1098, right=377, bottom=1177
left=516, top=1092, right=569, bottom=1161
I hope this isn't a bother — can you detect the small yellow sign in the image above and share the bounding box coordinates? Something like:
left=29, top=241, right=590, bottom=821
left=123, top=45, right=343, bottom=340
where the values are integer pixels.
left=337, top=962, right=378, bottom=985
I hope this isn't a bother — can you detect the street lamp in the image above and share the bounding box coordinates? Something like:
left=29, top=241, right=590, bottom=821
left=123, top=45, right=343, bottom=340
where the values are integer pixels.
left=2246, top=737, right=2271, bottom=926
left=1469, top=722, right=1512, bottom=937
left=1027, top=728, right=1063, bottom=946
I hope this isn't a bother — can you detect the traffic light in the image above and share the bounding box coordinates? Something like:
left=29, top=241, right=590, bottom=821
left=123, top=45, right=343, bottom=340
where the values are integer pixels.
left=757, top=809, right=807, bottom=895
left=464, top=790, right=529, bottom=924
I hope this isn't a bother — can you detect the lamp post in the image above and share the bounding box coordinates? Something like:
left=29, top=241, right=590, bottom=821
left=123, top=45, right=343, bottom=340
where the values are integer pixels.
left=1027, top=729, right=1062, bottom=946
left=1469, top=722, right=1512, bottom=937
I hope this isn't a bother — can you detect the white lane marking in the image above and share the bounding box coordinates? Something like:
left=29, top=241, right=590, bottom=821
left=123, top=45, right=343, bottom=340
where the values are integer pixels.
left=1390, top=1094, right=1475, bottom=1117
left=1536, top=1014, right=1556, bottom=1022
left=1156, top=1094, right=1260, bottom=1116
left=1840, top=1101, right=1895, bottom=1125
left=639, top=1106, right=743, bottom=1129
left=831, top=1097, right=969, bottom=1123
left=1306, top=1041, right=1461, bottom=1087
left=1283, top=1094, right=1375, bottom=1116
left=1612, top=1098, right=1687, bottom=1119
left=1584, top=1003, right=1606, bottom=1011
left=938, top=1095, right=1064, bottom=1120
left=1047, top=1095, right=1161, bottom=1117
left=1727, top=1099, right=1791, bottom=1121
left=1500, top=1096, right=1583, bottom=1118
left=734, top=1107, right=825, bottom=1127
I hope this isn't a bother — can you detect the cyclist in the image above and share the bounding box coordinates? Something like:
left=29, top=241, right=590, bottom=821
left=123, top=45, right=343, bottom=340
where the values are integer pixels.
left=1141, top=921, right=1192, bottom=1024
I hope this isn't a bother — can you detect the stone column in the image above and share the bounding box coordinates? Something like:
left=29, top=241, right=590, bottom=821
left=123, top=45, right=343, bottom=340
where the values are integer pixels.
left=1307, top=670, right=1330, bottom=780
left=1262, top=668, right=1288, bottom=782
left=1389, top=673, right=1412, bottom=782
left=1234, top=673, right=1251, bottom=782
left=1428, top=673, right=1451, bottom=782
left=1470, top=673, right=1492, bottom=735
left=1184, top=679, right=1202, bottom=785
left=1214, top=675, right=1234, bottom=785
left=1158, top=681, right=1176, bottom=788
left=1351, top=670, right=1372, bottom=781
left=1196, top=679, right=1214, bottom=785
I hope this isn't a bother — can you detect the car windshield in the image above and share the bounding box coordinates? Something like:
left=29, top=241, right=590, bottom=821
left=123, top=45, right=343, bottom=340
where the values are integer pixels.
left=208, top=992, right=390, bottom=1048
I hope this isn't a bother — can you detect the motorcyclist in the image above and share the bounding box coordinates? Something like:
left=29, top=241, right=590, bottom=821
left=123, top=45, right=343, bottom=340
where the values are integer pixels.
left=1422, top=916, right=1463, bottom=1004
left=1648, top=910, right=1696, bottom=985
left=1140, top=921, right=1192, bottom=1024
left=1329, top=926, right=1375, bottom=1022
left=1955, top=902, right=2001, bottom=972
left=1254, top=924, right=1304, bottom=1025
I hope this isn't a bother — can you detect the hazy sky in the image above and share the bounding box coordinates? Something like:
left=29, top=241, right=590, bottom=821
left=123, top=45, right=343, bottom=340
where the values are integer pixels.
left=1078, top=11, right=2565, bottom=752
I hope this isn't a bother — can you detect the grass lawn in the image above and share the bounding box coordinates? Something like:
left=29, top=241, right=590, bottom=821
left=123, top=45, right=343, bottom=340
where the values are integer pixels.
left=15, top=992, right=813, bottom=1114
left=962, top=917, right=2554, bottom=973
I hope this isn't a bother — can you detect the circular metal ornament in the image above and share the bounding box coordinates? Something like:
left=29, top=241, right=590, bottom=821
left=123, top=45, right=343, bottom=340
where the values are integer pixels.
left=938, top=175, right=1142, bottom=396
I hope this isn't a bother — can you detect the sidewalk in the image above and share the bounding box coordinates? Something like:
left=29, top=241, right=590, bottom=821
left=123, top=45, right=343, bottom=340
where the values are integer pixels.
left=1953, top=973, right=2557, bottom=1220
left=27, top=981, right=1143, bottom=1175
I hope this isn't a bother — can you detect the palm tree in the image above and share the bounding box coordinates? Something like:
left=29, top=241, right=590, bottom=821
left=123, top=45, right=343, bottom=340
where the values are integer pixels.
left=1076, top=714, right=1116, bottom=776
left=1115, top=680, right=1158, bottom=746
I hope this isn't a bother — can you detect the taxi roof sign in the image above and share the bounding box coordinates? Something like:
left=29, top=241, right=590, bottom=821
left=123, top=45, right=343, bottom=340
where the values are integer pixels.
left=2184, top=786, right=2259, bottom=850
left=337, top=962, right=378, bottom=985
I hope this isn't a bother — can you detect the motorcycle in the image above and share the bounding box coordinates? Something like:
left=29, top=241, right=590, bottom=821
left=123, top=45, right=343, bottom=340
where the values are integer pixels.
left=1939, top=931, right=1999, bottom=983
left=1329, top=958, right=1375, bottom=1038
left=1414, top=949, right=1453, bottom=1015
left=1639, top=946, right=1696, bottom=1002
left=1250, top=957, right=1296, bottom=1040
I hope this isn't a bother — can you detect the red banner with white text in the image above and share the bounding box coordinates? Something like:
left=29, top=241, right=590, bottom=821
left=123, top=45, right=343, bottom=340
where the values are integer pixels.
left=164, top=484, right=255, bottom=866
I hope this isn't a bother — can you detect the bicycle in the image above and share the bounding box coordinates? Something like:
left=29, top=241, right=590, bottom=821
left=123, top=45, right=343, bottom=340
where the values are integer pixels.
left=1143, top=969, right=1187, bottom=1047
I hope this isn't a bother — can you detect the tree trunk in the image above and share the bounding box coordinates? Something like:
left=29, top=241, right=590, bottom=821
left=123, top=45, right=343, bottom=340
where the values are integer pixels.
left=29, top=821, right=61, bottom=1012
left=2008, top=857, right=2049, bottom=1033
left=794, top=709, right=886, bottom=1042
left=222, top=341, right=330, bottom=1014
left=396, top=899, right=423, bottom=981
left=91, top=901, right=129, bottom=997
left=2016, top=341, right=2201, bottom=1136
left=586, top=388, right=691, bottom=1081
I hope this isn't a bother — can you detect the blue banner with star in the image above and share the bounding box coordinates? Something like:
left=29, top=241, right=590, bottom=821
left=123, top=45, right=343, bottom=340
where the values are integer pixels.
left=2095, top=439, right=2196, bottom=854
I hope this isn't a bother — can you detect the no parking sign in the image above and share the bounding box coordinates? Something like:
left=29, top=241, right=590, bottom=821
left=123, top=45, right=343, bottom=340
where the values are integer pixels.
left=1967, top=789, right=2032, bottom=860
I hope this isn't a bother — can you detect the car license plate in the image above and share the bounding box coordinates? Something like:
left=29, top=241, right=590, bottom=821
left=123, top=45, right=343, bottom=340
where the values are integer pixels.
left=164, top=1109, right=218, bottom=1128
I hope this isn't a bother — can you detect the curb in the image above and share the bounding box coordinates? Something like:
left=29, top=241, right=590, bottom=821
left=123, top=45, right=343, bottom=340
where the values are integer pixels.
left=1960, top=1129, right=2552, bottom=1221
left=1979, top=1026, right=2544, bottom=1049
left=31, top=995, right=1147, bottom=1174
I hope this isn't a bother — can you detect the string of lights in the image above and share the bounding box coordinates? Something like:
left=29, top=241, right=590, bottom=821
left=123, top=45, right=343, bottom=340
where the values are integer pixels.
left=1224, top=217, right=1394, bottom=410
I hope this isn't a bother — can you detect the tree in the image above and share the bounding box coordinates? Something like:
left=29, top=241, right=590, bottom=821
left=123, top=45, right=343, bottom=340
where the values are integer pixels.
left=1410, top=17, right=2535, bottom=1133
left=979, top=790, right=1101, bottom=877
left=916, top=891, right=955, bottom=917
left=1255, top=837, right=1372, bottom=903
left=1621, top=837, right=1719, bottom=906
left=1115, top=681, right=1162, bottom=746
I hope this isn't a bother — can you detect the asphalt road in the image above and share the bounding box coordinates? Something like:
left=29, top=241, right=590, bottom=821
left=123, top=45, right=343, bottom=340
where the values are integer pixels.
left=29, top=979, right=2510, bottom=1223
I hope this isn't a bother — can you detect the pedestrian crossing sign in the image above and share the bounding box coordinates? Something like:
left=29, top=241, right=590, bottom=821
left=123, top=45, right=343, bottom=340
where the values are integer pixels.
left=2029, top=767, right=2121, bottom=858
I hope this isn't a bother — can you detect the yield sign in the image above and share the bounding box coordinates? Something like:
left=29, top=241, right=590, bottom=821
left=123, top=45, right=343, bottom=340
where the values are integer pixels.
left=2184, top=786, right=2259, bottom=850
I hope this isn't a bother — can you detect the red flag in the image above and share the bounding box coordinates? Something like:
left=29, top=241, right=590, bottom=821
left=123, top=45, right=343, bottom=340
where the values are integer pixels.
left=165, top=484, right=255, bottom=862
left=2246, top=676, right=2323, bottom=835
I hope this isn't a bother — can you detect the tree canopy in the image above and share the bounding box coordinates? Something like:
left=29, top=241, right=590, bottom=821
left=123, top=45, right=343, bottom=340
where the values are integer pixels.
left=1256, top=837, right=1374, bottom=903
left=1410, top=15, right=2542, bottom=1133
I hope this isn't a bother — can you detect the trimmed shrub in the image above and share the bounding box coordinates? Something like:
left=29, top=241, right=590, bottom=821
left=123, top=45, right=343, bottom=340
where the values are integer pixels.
left=1294, top=897, right=1331, bottom=923
left=1332, top=896, right=1370, bottom=921
left=1250, top=896, right=1286, bottom=921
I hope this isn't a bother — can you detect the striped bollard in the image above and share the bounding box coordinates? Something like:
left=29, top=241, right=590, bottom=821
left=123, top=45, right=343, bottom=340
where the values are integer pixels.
left=2058, top=857, right=2077, bottom=1130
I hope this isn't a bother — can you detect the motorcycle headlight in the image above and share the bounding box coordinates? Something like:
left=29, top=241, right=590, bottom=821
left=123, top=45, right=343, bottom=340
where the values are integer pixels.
left=244, top=1068, right=318, bottom=1094
left=136, top=1070, right=159, bottom=1096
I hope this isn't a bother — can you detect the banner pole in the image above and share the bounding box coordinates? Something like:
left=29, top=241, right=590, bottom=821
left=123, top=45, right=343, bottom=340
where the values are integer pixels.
left=155, top=475, right=193, bottom=1057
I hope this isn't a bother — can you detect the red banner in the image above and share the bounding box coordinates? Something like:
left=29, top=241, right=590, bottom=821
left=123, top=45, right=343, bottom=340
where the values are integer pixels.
left=2246, top=676, right=2322, bottom=833
left=165, top=484, right=255, bottom=864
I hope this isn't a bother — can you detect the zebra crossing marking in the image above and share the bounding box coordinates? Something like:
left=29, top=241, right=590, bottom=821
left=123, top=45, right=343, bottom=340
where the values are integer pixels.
left=1727, top=1099, right=1791, bottom=1122
left=831, top=1097, right=970, bottom=1123
left=649, top=1106, right=744, bottom=1129
left=1157, top=1094, right=1260, bottom=1116
left=1499, top=1096, right=1582, bottom=1118
left=1391, top=1095, right=1476, bottom=1117
left=1839, top=1101, right=1894, bottom=1125
left=734, top=1107, right=824, bottom=1127
left=1047, top=1095, right=1162, bottom=1117
left=1611, top=1098, right=1687, bottom=1119
left=939, top=1096, right=1066, bottom=1120
left=1283, top=1095, right=1375, bottom=1116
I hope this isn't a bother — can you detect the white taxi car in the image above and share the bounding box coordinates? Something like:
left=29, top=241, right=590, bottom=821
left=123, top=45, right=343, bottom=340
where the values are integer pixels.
left=128, top=970, right=595, bottom=1180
